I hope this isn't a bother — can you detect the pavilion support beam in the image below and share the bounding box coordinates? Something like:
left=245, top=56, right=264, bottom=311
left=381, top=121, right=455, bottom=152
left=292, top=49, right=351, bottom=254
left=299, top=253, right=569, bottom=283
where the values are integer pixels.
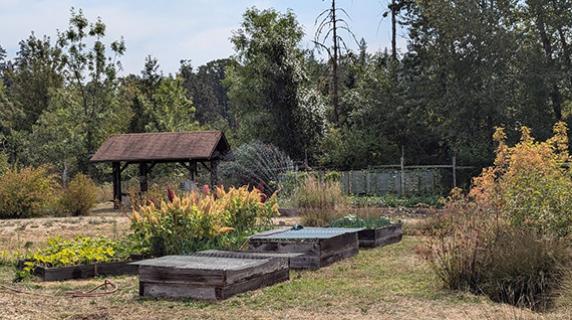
left=190, top=161, right=197, bottom=181
left=112, top=162, right=122, bottom=209
left=210, top=160, right=219, bottom=188
left=139, top=162, right=149, bottom=194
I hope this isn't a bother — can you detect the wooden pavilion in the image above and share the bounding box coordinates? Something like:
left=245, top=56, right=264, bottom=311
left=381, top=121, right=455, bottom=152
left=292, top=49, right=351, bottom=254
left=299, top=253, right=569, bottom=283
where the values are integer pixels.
left=90, top=131, right=230, bottom=207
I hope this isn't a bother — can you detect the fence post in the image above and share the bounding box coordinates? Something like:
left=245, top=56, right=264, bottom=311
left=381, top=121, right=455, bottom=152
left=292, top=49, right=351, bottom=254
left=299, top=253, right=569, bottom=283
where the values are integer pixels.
left=400, top=146, right=405, bottom=196
left=452, top=155, right=457, bottom=188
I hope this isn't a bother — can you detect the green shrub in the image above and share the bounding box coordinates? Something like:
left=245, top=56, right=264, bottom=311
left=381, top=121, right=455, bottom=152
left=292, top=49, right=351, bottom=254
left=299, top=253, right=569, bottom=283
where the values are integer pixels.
left=130, top=186, right=278, bottom=256
left=292, top=176, right=347, bottom=226
left=0, top=165, right=59, bottom=219
left=60, top=174, right=98, bottom=216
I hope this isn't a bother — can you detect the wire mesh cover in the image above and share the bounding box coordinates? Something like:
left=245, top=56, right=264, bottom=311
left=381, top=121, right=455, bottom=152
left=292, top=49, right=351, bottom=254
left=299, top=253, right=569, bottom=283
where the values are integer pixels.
left=250, top=227, right=363, bottom=240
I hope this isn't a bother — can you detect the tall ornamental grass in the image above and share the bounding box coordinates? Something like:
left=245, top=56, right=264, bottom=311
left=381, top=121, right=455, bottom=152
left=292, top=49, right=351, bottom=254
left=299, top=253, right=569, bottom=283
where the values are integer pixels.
left=292, top=175, right=347, bottom=226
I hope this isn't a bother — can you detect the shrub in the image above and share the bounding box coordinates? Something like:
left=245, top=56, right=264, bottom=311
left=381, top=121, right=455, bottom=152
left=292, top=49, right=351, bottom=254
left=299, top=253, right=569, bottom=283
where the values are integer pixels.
left=471, top=122, right=572, bottom=237
left=130, top=186, right=278, bottom=256
left=421, top=193, right=569, bottom=310
left=0, top=152, right=8, bottom=175
left=0, top=165, right=59, bottom=219
left=60, top=174, right=98, bottom=216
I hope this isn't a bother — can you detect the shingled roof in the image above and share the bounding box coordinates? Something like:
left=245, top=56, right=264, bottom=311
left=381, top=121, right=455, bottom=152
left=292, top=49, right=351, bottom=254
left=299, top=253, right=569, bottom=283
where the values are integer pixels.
left=90, top=131, right=230, bottom=162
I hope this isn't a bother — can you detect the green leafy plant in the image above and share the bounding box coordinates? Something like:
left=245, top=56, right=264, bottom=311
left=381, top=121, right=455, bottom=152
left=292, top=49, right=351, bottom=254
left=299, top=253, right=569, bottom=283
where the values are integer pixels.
left=17, top=236, right=136, bottom=280
left=330, top=214, right=393, bottom=229
left=60, top=173, right=98, bottom=216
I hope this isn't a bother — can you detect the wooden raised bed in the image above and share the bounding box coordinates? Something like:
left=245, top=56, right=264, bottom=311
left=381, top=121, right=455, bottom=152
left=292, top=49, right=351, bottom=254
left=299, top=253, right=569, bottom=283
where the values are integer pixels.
left=248, top=227, right=362, bottom=270
left=132, top=255, right=289, bottom=300
left=25, top=261, right=138, bottom=281
left=357, top=223, right=403, bottom=248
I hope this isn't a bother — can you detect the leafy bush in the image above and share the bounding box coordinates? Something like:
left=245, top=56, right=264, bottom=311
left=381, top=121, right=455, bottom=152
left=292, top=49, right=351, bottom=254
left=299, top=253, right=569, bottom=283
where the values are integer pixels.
left=330, top=214, right=393, bottom=229
left=60, top=174, right=98, bottom=216
left=470, top=122, right=572, bottom=237
left=0, top=165, right=59, bottom=219
left=292, top=175, right=347, bottom=226
left=130, top=186, right=278, bottom=256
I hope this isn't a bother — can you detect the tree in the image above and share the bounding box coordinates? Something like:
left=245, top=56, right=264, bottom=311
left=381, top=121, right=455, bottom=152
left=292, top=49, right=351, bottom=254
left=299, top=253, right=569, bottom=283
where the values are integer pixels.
left=2, top=34, right=65, bottom=130
left=227, top=8, right=324, bottom=161
left=144, top=76, right=198, bottom=132
left=180, top=58, right=235, bottom=127
left=314, top=0, right=357, bottom=125
left=56, top=8, right=126, bottom=172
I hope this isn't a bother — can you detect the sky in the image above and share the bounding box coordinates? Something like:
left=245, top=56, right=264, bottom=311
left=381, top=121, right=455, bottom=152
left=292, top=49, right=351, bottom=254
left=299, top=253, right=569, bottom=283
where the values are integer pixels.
left=0, top=0, right=407, bottom=75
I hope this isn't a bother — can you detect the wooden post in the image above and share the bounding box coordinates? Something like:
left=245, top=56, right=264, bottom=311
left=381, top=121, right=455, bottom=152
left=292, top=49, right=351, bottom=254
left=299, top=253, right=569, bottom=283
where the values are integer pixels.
left=452, top=155, right=457, bottom=188
left=112, top=162, right=122, bottom=209
left=400, top=146, right=405, bottom=196
left=139, top=163, right=148, bottom=193
left=210, top=160, right=219, bottom=188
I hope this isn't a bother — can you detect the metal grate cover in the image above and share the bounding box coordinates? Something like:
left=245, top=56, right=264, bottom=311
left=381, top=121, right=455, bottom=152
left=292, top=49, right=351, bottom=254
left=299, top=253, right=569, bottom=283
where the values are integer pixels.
left=250, top=227, right=363, bottom=240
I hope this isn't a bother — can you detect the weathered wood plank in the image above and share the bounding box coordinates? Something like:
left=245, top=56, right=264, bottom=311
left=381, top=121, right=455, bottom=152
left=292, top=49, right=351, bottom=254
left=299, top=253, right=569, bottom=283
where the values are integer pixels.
left=36, top=261, right=138, bottom=281
left=358, top=223, right=403, bottom=248
left=248, top=228, right=361, bottom=269
left=140, top=268, right=289, bottom=300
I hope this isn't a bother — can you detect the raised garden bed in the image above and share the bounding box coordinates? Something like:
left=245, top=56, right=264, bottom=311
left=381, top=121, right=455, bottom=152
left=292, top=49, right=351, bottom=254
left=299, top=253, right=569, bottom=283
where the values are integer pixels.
left=132, top=255, right=289, bottom=300
left=248, top=227, right=362, bottom=270
left=25, top=260, right=138, bottom=281
left=330, top=215, right=403, bottom=248
left=357, top=223, right=403, bottom=248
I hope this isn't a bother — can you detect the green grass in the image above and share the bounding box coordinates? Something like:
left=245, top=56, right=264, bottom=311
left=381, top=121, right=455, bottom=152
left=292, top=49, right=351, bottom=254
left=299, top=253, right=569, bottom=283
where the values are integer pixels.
left=0, top=235, right=553, bottom=319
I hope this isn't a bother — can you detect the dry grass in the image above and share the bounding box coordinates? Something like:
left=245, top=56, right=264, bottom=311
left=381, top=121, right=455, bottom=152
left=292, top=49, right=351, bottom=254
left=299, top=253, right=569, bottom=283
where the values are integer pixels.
left=1, top=212, right=572, bottom=319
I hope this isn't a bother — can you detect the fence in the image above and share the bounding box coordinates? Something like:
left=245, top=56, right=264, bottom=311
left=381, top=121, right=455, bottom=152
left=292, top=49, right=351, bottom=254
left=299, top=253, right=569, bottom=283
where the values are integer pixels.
left=340, top=157, right=476, bottom=196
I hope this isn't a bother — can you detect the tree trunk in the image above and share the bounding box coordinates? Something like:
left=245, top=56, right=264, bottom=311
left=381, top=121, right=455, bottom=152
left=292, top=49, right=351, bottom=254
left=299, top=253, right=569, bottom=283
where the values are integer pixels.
left=391, top=0, right=397, bottom=61
left=331, top=0, right=340, bottom=125
left=535, top=8, right=563, bottom=120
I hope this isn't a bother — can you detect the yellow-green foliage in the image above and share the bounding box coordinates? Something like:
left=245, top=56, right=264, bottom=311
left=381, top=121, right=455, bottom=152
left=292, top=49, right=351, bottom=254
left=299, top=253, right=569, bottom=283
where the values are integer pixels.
left=130, top=186, right=278, bottom=255
left=292, top=175, right=347, bottom=226
left=0, top=165, right=59, bottom=219
left=60, top=174, right=98, bottom=216
left=471, top=122, right=572, bottom=237
left=18, top=236, right=132, bottom=280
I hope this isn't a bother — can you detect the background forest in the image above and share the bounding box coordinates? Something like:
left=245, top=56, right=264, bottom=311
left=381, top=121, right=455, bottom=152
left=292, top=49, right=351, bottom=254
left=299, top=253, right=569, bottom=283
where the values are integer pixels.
left=1, top=1, right=571, bottom=183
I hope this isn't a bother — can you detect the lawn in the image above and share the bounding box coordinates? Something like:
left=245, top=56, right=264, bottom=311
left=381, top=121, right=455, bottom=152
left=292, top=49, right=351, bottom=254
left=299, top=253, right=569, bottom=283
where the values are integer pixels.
left=0, top=215, right=568, bottom=320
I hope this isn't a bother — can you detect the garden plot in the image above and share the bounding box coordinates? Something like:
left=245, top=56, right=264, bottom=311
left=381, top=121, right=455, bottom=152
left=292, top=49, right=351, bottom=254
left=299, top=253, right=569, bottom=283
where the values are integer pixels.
left=133, top=255, right=289, bottom=300
left=248, top=227, right=361, bottom=269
